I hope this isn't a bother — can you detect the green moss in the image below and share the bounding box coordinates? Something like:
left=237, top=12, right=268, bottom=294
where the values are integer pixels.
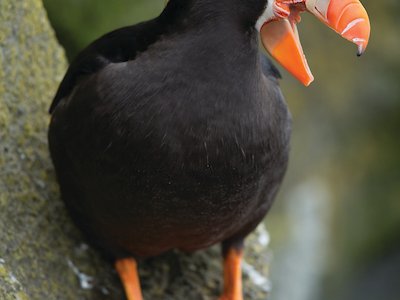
left=16, top=292, right=30, bottom=300
left=0, top=265, right=6, bottom=277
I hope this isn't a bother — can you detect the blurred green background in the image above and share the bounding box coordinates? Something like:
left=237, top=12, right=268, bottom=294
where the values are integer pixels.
left=43, top=0, right=400, bottom=299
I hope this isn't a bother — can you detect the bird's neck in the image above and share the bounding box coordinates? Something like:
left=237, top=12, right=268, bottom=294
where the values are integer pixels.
left=156, top=0, right=266, bottom=90
left=160, top=0, right=267, bottom=32
left=159, top=0, right=264, bottom=60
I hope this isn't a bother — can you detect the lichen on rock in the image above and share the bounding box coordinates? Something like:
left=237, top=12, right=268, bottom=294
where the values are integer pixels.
left=0, top=1, right=121, bottom=299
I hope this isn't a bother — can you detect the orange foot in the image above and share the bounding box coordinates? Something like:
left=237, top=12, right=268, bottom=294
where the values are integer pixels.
left=115, top=258, right=143, bottom=300
left=219, top=248, right=244, bottom=300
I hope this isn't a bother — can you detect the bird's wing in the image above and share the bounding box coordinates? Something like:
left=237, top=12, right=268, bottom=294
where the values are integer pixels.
left=49, top=19, right=164, bottom=113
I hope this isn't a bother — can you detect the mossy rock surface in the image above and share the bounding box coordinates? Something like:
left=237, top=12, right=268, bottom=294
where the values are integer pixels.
left=0, top=1, right=271, bottom=299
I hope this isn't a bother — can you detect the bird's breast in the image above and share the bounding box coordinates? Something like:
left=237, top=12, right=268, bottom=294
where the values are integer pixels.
left=53, top=48, right=291, bottom=256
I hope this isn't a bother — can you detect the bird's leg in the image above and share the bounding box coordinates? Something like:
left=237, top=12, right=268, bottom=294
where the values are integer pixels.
left=219, top=240, right=244, bottom=300
left=115, top=258, right=143, bottom=300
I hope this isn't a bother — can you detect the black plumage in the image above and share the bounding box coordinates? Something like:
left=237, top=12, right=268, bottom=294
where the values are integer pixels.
left=49, top=0, right=291, bottom=261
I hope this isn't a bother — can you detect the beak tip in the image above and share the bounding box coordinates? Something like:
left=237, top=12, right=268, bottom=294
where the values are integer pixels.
left=299, top=74, right=314, bottom=87
left=304, top=77, right=314, bottom=87
left=356, top=43, right=367, bottom=57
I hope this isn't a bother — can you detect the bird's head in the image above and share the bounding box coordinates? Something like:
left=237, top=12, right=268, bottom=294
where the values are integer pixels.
left=258, top=0, right=370, bottom=86
left=164, top=0, right=370, bottom=86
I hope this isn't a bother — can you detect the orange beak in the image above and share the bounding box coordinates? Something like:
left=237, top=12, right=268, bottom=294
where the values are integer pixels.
left=260, top=0, right=371, bottom=86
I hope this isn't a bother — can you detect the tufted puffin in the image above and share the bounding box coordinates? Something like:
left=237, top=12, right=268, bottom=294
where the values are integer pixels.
left=48, top=0, right=370, bottom=299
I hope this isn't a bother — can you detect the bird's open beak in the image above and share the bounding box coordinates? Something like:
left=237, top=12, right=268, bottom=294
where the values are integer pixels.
left=260, top=0, right=370, bottom=86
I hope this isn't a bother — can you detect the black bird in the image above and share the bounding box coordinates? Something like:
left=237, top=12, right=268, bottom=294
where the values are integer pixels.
left=48, top=0, right=370, bottom=299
